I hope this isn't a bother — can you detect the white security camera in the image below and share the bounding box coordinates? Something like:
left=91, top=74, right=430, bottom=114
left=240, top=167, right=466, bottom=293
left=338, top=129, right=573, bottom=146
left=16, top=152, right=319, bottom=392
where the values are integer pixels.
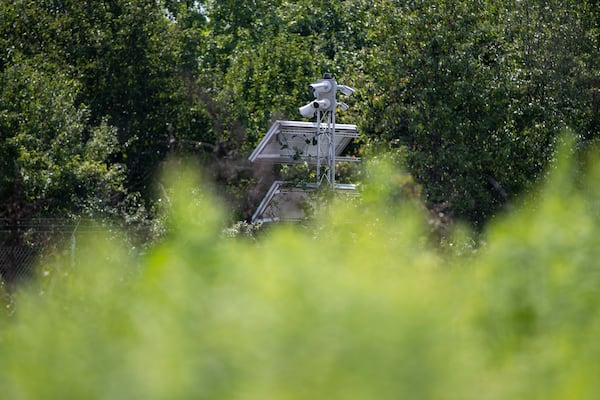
left=309, top=80, right=333, bottom=95
left=299, top=102, right=317, bottom=118
left=313, top=99, right=331, bottom=110
left=337, top=85, right=355, bottom=96
left=337, top=102, right=349, bottom=111
left=299, top=98, right=334, bottom=118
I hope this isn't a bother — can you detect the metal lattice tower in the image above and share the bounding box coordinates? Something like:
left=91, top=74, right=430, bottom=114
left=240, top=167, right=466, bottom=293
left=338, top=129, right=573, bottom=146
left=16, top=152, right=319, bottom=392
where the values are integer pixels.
left=248, top=73, right=357, bottom=223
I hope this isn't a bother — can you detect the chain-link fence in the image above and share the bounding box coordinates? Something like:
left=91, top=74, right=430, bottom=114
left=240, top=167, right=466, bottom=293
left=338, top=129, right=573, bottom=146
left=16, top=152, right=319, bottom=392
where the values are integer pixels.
left=0, top=246, right=39, bottom=286
left=0, top=219, right=85, bottom=290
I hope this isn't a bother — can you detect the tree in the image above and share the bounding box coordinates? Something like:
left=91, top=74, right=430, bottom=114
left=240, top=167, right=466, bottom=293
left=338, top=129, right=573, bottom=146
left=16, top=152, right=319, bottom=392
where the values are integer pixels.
left=352, top=0, right=599, bottom=227
left=1, top=0, right=214, bottom=199
left=2, top=0, right=598, bottom=233
left=0, top=57, right=126, bottom=220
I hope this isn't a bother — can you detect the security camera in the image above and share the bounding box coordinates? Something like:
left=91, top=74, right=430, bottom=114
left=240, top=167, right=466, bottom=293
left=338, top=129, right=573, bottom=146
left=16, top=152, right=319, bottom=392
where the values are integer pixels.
left=299, top=102, right=317, bottom=118
left=337, top=85, right=355, bottom=96
left=299, top=98, right=334, bottom=118
left=313, top=99, right=331, bottom=110
left=309, top=80, right=333, bottom=95
left=337, top=102, right=349, bottom=111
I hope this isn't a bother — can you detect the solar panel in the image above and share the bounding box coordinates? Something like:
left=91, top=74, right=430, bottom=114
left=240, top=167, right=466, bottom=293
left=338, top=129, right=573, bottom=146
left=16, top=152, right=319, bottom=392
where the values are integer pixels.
left=248, top=120, right=360, bottom=164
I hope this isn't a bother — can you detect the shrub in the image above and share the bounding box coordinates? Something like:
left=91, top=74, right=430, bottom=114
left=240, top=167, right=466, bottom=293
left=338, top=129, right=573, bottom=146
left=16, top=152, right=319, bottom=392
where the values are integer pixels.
left=1, top=144, right=600, bottom=399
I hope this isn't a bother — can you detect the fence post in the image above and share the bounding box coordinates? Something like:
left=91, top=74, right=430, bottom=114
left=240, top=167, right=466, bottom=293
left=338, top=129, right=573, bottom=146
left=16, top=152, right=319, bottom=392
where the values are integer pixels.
left=70, top=219, right=80, bottom=270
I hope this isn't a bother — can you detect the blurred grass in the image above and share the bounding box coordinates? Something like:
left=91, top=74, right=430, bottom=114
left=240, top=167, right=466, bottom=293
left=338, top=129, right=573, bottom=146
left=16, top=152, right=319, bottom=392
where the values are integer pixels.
left=2, top=143, right=600, bottom=399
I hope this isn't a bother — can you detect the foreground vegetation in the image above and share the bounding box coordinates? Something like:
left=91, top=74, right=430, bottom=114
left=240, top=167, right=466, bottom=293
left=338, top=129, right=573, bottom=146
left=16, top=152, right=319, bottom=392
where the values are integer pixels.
left=1, top=144, right=600, bottom=399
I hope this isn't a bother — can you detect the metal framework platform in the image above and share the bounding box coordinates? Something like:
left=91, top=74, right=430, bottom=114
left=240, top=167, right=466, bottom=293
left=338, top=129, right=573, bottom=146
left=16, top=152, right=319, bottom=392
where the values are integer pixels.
left=251, top=181, right=358, bottom=224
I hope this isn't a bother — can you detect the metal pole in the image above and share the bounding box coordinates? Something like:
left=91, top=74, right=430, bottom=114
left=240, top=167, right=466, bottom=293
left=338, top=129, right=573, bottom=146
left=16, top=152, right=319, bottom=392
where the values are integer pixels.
left=330, top=107, right=336, bottom=189
left=326, top=110, right=332, bottom=186
left=316, top=109, right=322, bottom=185
left=323, top=109, right=335, bottom=188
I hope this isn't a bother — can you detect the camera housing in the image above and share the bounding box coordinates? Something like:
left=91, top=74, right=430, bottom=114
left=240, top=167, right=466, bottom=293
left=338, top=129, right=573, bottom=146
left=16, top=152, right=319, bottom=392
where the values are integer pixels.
left=337, top=85, right=355, bottom=96
left=299, top=102, right=317, bottom=118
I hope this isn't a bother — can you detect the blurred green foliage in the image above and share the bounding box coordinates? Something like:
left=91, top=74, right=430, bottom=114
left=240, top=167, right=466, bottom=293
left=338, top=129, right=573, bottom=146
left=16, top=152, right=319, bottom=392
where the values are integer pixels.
left=2, top=143, right=600, bottom=399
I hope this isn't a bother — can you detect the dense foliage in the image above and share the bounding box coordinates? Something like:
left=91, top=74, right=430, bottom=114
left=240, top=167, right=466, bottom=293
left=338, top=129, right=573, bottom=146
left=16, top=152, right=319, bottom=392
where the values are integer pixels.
left=1, top=0, right=598, bottom=227
left=2, top=147, right=600, bottom=398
